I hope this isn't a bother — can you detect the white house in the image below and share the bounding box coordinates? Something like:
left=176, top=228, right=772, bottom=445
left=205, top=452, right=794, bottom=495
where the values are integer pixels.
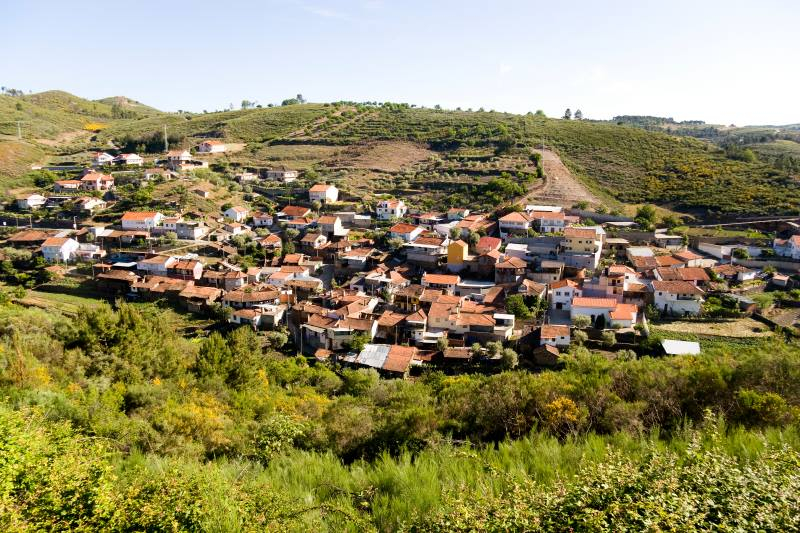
left=166, top=150, right=192, bottom=164
left=76, top=197, right=107, bottom=213
left=529, top=211, right=566, bottom=233
left=309, top=183, right=338, bottom=203
left=224, top=206, right=249, bottom=223
left=92, top=152, right=115, bottom=166
left=540, top=324, right=571, bottom=347
left=421, top=273, right=460, bottom=294
left=54, top=180, right=82, bottom=193
left=389, top=223, right=424, bottom=242
left=121, top=211, right=164, bottom=231
left=498, top=211, right=533, bottom=238
left=317, top=215, right=347, bottom=237
left=41, top=237, right=79, bottom=262
left=774, top=235, right=800, bottom=260
left=376, top=199, right=407, bottom=220
left=80, top=172, right=114, bottom=191
left=651, top=280, right=704, bottom=316
left=113, top=153, right=144, bottom=166
left=198, top=140, right=226, bottom=153
left=137, top=255, right=177, bottom=276
left=548, top=279, right=581, bottom=310
left=16, top=194, right=47, bottom=210
left=570, top=297, right=619, bottom=326
left=264, top=168, right=299, bottom=182
left=252, top=212, right=274, bottom=227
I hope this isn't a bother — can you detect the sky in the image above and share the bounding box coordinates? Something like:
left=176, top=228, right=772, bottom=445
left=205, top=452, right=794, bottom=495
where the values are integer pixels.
left=2, top=0, right=798, bottom=125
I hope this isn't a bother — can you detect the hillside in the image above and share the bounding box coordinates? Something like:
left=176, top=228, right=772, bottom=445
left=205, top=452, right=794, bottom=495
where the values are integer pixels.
left=1, top=92, right=799, bottom=218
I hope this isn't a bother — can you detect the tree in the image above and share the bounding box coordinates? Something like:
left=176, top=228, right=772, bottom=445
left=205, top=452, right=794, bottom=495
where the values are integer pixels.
left=595, top=314, right=606, bottom=330
left=501, top=348, right=519, bottom=369
left=563, top=108, right=572, bottom=120
left=574, top=109, right=583, bottom=120
left=635, top=204, right=658, bottom=230
left=449, top=226, right=462, bottom=240
left=346, top=333, right=370, bottom=353
left=601, top=330, right=616, bottom=347
left=733, top=248, right=750, bottom=260
left=661, top=214, right=681, bottom=230
left=436, top=337, right=449, bottom=352
left=505, top=294, right=532, bottom=319
left=311, top=200, right=322, bottom=213
left=572, top=330, right=588, bottom=345
left=572, top=315, right=591, bottom=329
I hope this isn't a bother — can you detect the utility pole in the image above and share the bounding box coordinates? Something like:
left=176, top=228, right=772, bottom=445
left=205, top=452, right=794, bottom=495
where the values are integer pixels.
left=163, top=124, right=168, bottom=152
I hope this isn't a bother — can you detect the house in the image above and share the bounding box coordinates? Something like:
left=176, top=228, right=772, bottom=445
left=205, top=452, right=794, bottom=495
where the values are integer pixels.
left=75, top=196, right=107, bottom=214
left=198, top=140, right=226, bottom=153
left=653, top=233, right=684, bottom=251
left=570, top=297, right=636, bottom=328
left=192, top=186, right=212, bottom=198
left=40, top=237, right=79, bottom=262
left=301, top=313, right=378, bottom=353
left=121, top=211, right=164, bottom=231
left=175, top=220, right=208, bottom=240
left=80, top=172, right=114, bottom=191
left=178, top=285, right=222, bottom=313
left=113, top=153, right=144, bottom=166
left=339, top=247, right=375, bottom=270
left=519, top=279, right=547, bottom=300
left=92, top=152, right=114, bottom=166
left=531, top=260, right=565, bottom=284
left=222, top=271, right=247, bottom=291
left=317, top=215, right=346, bottom=237
left=456, top=214, right=495, bottom=239
left=447, top=240, right=469, bottom=272
left=389, top=223, right=424, bottom=242
left=498, top=211, right=533, bottom=238
left=166, top=149, right=192, bottom=164
left=651, top=280, right=704, bottom=316
left=16, top=193, right=47, bottom=210
left=277, top=205, right=312, bottom=222
left=284, top=217, right=314, bottom=231
left=447, top=207, right=470, bottom=221
left=529, top=211, right=566, bottom=234
left=6, top=229, right=50, bottom=248
left=548, top=279, right=581, bottom=310
left=540, top=324, right=570, bottom=347
left=96, top=269, right=139, bottom=293
left=476, top=236, right=502, bottom=255
left=75, top=243, right=106, bottom=262
left=711, top=264, right=757, bottom=283
left=263, top=167, right=299, bottom=182
left=144, top=168, right=173, bottom=181
left=376, top=199, right=407, bottom=220
left=169, top=259, right=203, bottom=280
left=560, top=226, right=603, bottom=270
left=308, top=183, right=339, bottom=203
left=341, top=344, right=417, bottom=378
left=224, top=222, right=248, bottom=236
left=234, top=171, right=259, bottom=183
left=223, top=286, right=281, bottom=309
left=252, top=212, right=274, bottom=228
left=672, top=249, right=716, bottom=268
left=137, top=255, right=177, bottom=276
left=495, top=256, right=527, bottom=284
left=773, top=235, right=800, bottom=260
left=230, top=304, right=286, bottom=329
left=421, top=273, right=460, bottom=294
left=224, top=206, right=249, bottom=223
left=418, top=212, right=445, bottom=229
left=404, top=236, right=448, bottom=265
left=54, top=180, right=82, bottom=193
left=258, top=233, right=282, bottom=250
left=300, top=232, right=328, bottom=251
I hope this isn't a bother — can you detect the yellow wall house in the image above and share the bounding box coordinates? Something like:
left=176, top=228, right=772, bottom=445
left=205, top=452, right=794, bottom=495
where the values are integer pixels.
left=447, top=240, right=469, bottom=272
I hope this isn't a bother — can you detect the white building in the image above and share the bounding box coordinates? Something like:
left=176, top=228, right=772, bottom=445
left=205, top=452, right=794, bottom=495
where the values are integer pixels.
left=198, top=140, right=226, bottom=153
left=16, top=194, right=47, bottom=210
left=113, top=153, right=144, bottom=166
left=376, top=199, right=407, bottom=220
left=498, top=211, right=533, bottom=238
left=309, top=183, right=339, bottom=203
left=651, top=280, right=704, bottom=316
left=41, top=237, right=79, bottom=262
left=548, top=279, right=581, bottom=311
left=92, top=152, right=115, bottom=166
left=774, top=235, right=800, bottom=260
left=224, top=206, right=249, bottom=223
left=389, top=223, right=424, bottom=242
left=121, top=211, right=164, bottom=231
left=264, top=168, right=299, bottom=182
left=540, top=324, right=571, bottom=347
left=252, top=212, right=274, bottom=227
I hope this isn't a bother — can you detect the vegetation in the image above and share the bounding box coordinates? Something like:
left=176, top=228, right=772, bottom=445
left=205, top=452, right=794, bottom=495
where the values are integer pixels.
left=0, top=297, right=798, bottom=528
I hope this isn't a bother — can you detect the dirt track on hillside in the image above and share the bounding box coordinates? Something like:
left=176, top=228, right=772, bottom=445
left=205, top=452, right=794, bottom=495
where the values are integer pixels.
left=526, top=148, right=599, bottom=207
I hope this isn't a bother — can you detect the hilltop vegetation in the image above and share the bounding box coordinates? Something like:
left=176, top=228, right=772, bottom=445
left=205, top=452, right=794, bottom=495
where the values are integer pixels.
left=1, top=90, right=799, bottom=218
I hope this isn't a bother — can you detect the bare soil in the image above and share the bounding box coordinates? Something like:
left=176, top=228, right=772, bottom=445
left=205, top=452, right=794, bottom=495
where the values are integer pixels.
left=527, top=148, right=600, bottom=207
left=324, top=141, right=435, bottom=172
left=652, top=317, right=773, bottom=338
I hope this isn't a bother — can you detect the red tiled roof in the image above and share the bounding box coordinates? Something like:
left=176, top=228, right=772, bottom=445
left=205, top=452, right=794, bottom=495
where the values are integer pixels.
left=541, top=324, right=569, bottom=338
left=309, top=183, right=335, bottom=193
left=122, top=211, right=159, bottom=221
left=572, top=297, right=618, bottom=309
left=651, top=280, right=704, bottom=295
left=390, top=223, right=421, bottom=234
left=383, top=345, right=417, bottom=373
left=280, top=205, right=311, bottom=217
left=422, top=273, right=459, bottom=285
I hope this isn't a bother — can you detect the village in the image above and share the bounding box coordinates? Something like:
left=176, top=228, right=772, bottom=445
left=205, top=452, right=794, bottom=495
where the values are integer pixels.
left=5, top=140, right=800, bottom=378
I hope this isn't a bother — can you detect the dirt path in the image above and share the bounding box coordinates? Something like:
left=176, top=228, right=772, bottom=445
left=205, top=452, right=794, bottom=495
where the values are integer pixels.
left=526, top=148, right=600, bottom=207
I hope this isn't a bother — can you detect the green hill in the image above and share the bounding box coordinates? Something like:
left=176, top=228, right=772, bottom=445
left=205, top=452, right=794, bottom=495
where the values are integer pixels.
left=2, top=94, right=799, bottom=218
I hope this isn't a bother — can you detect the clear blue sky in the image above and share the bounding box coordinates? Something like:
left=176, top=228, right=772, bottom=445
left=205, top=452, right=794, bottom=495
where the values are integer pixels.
left=2, top=0, right=798, bottom=125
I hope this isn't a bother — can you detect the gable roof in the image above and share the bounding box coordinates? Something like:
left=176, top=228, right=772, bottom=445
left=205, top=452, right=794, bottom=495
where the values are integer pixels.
left=280, top=205, right=311, bottom=217
left=541, top=324, right=569, bottom=338
left=121, top=211, right=160, bottom=221
left=389, top=223, right=421, bottom=234
left=651, top=280, right=704, bottom=295
left=309, top=183, right=335, bottom=193
left=572, top=297, right=619, bottom=309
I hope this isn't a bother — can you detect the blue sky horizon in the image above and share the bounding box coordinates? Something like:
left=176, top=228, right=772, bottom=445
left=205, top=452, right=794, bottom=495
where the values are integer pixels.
left=2, top=0, right=798, bottom=126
